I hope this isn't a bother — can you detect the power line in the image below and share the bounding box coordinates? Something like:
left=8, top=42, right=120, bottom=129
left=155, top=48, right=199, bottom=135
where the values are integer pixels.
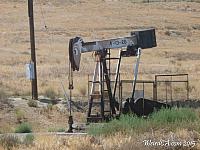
left=36, top=0, right=71, bottom=102
left=37, top=0, right=55, bottom=54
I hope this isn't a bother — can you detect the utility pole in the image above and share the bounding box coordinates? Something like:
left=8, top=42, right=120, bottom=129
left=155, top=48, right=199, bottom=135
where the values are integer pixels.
left=28, top=0, right=38, bottom=100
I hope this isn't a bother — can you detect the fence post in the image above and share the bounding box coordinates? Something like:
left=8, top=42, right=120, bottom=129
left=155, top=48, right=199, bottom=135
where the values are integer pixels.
left=154, top=75, right=158, bottom=100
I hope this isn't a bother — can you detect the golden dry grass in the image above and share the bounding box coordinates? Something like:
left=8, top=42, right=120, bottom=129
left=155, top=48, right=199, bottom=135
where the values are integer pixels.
left=0, top=0, right=200, bottom=99
left=3, top=129, right=198, bottom=150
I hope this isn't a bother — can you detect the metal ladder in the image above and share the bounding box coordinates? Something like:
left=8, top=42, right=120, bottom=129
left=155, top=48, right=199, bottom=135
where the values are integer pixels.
left=87, top=49, right=121, bottom=122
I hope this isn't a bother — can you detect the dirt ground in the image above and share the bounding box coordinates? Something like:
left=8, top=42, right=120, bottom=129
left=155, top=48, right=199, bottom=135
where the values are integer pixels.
left=0, top=0, right=200, bottom=132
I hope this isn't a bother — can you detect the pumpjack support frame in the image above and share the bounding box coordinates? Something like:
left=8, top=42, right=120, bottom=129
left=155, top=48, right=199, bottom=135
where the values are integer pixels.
left=87, top=49, right=123, bottom=122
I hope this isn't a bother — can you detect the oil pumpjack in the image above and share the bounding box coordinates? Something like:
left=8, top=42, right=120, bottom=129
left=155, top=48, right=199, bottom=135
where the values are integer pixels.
left=68, top=28, right=157, bottom=125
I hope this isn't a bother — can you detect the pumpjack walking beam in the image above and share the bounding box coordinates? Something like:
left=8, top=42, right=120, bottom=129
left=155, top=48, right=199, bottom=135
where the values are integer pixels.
left=69, top=28, right=156, bottom=71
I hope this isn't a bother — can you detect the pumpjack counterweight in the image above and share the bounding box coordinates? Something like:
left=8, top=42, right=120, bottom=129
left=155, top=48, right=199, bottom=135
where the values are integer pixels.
left=69, top=28, right=157, bottom=122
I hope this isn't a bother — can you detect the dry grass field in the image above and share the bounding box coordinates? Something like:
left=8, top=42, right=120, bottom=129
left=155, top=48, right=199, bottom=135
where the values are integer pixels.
left=0, top=128, right=200, bottom=149
left=0, top=130, right=196, bottom=150
left=1, top=0, right=200, bottom=149
left=0, top=0, right=200, bottom=98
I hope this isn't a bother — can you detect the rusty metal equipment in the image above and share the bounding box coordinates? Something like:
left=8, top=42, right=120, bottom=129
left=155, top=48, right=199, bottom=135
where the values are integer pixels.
left=154, top=74, right=189, bottom=104
left=69, top=28, right=157, bottom=123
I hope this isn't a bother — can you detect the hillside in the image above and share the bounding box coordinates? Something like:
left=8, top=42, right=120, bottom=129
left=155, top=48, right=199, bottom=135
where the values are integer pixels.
left=0, top=0, right=200, bottom=97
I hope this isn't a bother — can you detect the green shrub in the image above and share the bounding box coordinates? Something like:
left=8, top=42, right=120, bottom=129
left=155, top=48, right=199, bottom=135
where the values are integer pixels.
left=15, top=123, right=32, bottom=133
left=0, top=135, right=20, bottom=150
left=27, top=100, right=38, bottom=107
left=88, top=108, right=200, bottom=136
left=44, top=88, right=57, bottom=99
left=23, top=134, right=34, bottom=146
left=47, top=103, right=53, bottom=111
left=88, top=115, right=150, bottom=136
left=57, top=128, right=65, bottom=132
left=48, top=127, right=65, bottom=132
left=15, top=108, right=25, bottom=124
left=151, top=107, right=198, bottom=123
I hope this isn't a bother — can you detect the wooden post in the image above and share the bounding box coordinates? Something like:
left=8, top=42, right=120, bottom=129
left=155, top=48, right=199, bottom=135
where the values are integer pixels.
left=28, top=0, right=38, bottom=100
